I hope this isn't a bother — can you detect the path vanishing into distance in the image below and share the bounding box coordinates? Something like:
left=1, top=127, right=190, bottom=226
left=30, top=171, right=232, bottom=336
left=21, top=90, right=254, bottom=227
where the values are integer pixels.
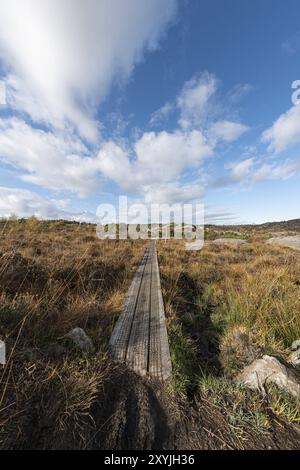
left=109, top=240, right=172, bottom=381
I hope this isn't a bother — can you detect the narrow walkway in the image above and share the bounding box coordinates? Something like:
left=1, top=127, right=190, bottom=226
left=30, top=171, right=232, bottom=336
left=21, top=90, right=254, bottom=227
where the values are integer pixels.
left=109, top=241, right=172, bottom=381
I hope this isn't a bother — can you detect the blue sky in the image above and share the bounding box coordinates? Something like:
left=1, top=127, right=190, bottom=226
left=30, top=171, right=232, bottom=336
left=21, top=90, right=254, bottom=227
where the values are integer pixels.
left=0, top=0, right=300, bottom=224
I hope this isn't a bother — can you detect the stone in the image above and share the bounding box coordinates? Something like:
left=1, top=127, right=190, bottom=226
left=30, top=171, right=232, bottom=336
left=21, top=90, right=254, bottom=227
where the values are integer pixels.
left=290, top=350, right=300, bottom=366
left=236, top=355, right=300, bottom=398
left=65, top=327, right=94, bottom=352
left=267, top=235, right=300, bottom=251
left=291, top=339, right=300, bottom=351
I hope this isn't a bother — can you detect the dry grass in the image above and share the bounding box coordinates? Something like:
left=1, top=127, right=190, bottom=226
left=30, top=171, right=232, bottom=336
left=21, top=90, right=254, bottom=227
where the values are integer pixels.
left=157, top=238, right=300, bottom=440
left=0, top=219, right=146, bottom=449
left=1, top=220, right=300, bottom=449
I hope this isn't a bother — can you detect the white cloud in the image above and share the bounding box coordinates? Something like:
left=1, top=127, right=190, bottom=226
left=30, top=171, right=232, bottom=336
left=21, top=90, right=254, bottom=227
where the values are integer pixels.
left=0, top=117, right=213, bottom=201
left=252, top=158, right=300, bottom=182
left=209, top=120, right=248, bottom=143
left=0, top=118, right=104, bottom=197
left=262, top=105, right=300, bottom=153
left=226, top=83, right=253, bottom=104
left=97, top=129, right=214, bottom=198
left=97, top=141, right=134, bottom=190
left=97, top=73, right=249, bottom=204
left=177, top=72, right=218, bottom=129
left=230, top=158, right=255, bottom=179
left=149, top=102, right=173, bottom=126
left=215, top=156, right=300, bottom=188
left=0, top=186, right=96, bottom=221
left=214, top=158, right=254, bottom=187
left=151, top=73, right=248, bottom=144
left=0, top=0, right=176, bottom=141
left=95, top=128, right=213, bottom=204
left=134, top=130, right=213, bottom=181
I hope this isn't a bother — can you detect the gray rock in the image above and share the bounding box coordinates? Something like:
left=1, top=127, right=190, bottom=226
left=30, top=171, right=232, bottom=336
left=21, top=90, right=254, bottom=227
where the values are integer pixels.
left=65, top=327, right=94, bottom=352
left=290, top=350, right=300, bottom=366
left=291, top=339, right=300, bottom=351
left=236, top=355, right=300, bottom=398
left=267, top=235, right=300, bottom=251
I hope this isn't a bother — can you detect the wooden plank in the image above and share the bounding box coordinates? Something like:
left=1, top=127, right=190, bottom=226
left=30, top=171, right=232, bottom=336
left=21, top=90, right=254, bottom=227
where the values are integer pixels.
left=109, top=249, right=148, bottom=362
left=148, top=243, right=161, bottom=378
left=109, top=240, right=172, bottom=381
left=125, top=245, right=152, bottom=376
left=148, top=242, right=172, bottom=380
left=153, top=246, right=172, bottom=380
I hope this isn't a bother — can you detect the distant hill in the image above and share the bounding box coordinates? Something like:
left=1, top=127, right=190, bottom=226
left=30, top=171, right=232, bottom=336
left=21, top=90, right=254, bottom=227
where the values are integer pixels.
left=207, top=219, right=300, bottom=232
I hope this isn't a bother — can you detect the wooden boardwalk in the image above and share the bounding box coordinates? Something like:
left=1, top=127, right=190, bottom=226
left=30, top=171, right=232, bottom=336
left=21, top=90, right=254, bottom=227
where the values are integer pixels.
left=109, top=241, right=172, bottom=381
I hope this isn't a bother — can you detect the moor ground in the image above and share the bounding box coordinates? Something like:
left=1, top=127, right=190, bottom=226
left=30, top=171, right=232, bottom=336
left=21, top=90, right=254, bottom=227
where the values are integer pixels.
left=0, top=219, right=300, bottom=449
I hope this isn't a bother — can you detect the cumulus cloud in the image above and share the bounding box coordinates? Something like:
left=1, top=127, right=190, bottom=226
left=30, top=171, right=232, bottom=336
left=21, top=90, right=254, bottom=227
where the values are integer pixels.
left=0, top=0, right=253, bottom=215
left=134, top=130, right=213, bottom=181
left=214, top=158, right=254, bottom=187
left=0, top=119, right=213, bottom=201
left=177, top=72, right=218, bottom=129
left=0, top=118, right=104, bottom=197
left=97, top=129, right=213, bottom=196
left=262, top=105, right=300, bottom=153
left=149, top=72, right=248, bottom=145
left=252, top=158, right=300, bottom=182
left=0, top=0, right=176, bottom=141
left=0, top=186, right=97, bottom=221
left=94, top=73, right=249, bottom=205
left=209, top=120, right=249, bottom=144
left=215, top=156, right=300, bottom=188
left=97, top=141, right=133, bottom=190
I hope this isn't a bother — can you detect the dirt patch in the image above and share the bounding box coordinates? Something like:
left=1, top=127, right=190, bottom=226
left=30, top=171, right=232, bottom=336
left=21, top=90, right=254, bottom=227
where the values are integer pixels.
left=91, top=367, right=300, bottom=450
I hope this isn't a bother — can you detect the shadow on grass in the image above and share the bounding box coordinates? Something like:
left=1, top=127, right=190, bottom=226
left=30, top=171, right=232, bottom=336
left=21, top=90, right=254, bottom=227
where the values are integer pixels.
left=165, top=270, right=222, bottom=398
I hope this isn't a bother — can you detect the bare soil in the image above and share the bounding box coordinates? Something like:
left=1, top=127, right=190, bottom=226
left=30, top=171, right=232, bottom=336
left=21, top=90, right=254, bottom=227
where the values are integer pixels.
left=89, top=368, right=300, bottom=450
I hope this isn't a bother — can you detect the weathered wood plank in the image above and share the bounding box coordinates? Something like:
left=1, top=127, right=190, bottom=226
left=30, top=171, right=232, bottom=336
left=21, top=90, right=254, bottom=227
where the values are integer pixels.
left=153, top=246, right=172, bottom=380
left=109, top=240, right=172, bottom=381
left=148, top=241, right=161, bottom=378
left=125, top=245, right=152, bottom=376
left=109, top=249, right=148, bottom=362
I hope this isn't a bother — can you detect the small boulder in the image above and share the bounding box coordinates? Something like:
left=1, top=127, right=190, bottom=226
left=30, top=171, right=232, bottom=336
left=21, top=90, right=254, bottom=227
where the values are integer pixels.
left=65, top=327, right=94, bottom=352
left=291, top=339, right=300, bottom=351
left=236, top=355, right=300, bottom=398
left=290, top=350, right=300, bottom=366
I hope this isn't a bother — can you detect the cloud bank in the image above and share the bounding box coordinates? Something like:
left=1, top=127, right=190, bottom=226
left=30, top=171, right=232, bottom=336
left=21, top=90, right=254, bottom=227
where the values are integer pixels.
left=0, top=0, right=176, bottom=141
